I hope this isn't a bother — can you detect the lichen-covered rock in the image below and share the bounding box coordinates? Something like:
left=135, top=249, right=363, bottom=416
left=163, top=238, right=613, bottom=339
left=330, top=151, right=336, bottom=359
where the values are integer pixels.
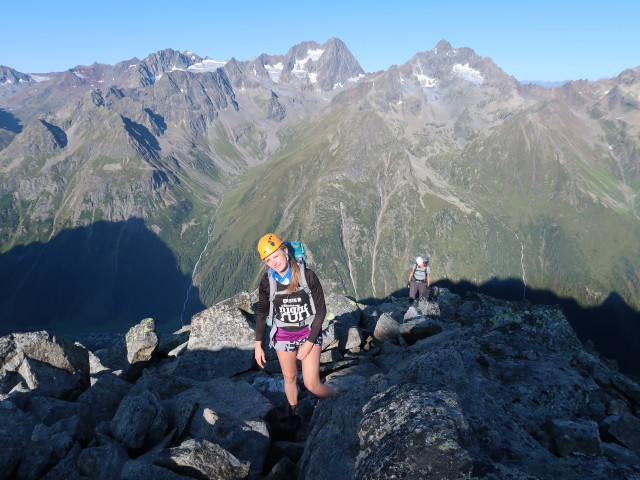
left=355, top=385, right=473, bottom=479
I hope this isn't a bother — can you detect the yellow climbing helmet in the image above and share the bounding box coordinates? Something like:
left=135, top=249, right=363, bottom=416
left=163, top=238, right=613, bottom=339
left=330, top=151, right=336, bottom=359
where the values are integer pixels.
left=257, top=233, right=283, bottom=259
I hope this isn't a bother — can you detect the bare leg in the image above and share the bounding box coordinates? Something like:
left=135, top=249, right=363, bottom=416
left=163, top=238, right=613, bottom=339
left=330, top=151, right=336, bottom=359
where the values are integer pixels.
left=276, top=350, right=299, bottom=406
left=301, top=345, right=336, bottom=398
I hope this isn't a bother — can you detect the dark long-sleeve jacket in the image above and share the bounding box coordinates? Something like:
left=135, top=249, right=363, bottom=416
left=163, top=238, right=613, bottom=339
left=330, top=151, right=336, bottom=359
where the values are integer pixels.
left=255, top=266, right=326, bottom=344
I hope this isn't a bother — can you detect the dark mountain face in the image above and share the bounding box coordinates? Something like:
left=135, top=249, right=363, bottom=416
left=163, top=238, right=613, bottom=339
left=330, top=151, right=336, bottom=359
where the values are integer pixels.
left=0, top=40, right=639, bottom=366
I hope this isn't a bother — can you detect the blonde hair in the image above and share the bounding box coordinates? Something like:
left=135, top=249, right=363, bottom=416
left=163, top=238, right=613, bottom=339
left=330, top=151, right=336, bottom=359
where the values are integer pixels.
left=280, top=244, right=300, bottom=294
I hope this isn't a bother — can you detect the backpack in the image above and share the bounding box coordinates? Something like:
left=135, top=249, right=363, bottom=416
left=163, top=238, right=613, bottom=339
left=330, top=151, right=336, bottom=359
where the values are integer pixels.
left=412, top=257, right=429, bottom=282
left=266, top=241, right=316, bottom=344
left=283, top=241, right=306, bottom=264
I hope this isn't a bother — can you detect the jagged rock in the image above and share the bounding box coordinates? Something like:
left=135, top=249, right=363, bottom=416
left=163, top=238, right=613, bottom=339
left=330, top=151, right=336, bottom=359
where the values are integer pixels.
left=0, top=400, right=39, bottom=480
left=399, top=317, right=443, bottom=345
left=127, top=367, right=196, bottom=401
left=152, top=438, right=250, bottom=479
left=16, top=422, right=75, bottom=479
left=39, top=442, right=85, bottom=480
left=602, top=414, right=640, bottom=456
left=76, top=440, right=129, bottom=480
left=93, top=318, right=159, bottom=380
left=602, top=442, right=640, bottom=465
left=372, top=313, right=400, bottom=344
left=322, top=294, right=362, bottom=349
left=355, top=385, right=473, bottom=479
left=190, top=407, right=271, bottom=479
left=111, top=390, right=169, bottom=450
left=120, top=459, right=187, bottom=480
left=74, top=371, right=132, bottom=430
left=1, top=332, right=90, bottom=400
left=25, top=396, right=90, bottom=427
left=167, top=377, right=274, bottom=437
left=343, top=326, right=364, bottom=351
left=550, top=419, right=602, bottom=456
left=264, top=456, right=298, bottom=480
left=360, top=301, right=408, bottom=331
left=437, top=289, right=463, bottom=321
left=173, top=292, right=255, bottom=380
left=156, top=327, right=190, bottom=357
left=18, top=356, right=83, bottom=399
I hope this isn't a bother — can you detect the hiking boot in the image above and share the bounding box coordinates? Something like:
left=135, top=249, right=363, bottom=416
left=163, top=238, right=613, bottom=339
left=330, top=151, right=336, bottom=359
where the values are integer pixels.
left=289, top=404, right=303, bottom=421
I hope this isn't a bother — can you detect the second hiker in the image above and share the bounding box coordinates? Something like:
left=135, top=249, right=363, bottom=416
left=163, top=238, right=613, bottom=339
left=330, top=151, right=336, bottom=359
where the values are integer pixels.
left=408, top=255, right=435, bottom=304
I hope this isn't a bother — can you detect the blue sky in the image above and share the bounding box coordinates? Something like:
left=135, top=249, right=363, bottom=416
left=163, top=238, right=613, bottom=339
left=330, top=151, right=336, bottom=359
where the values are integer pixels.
left=2, top=0, right=638, bottom=81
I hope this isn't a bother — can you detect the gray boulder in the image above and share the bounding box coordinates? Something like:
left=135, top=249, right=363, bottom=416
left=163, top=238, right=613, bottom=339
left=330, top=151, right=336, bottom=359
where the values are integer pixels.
left=16, top=422, right=75, bottom=479
left=173, top=292, right=256, bottom=380
left=74, top=371, right=132, bottom=429
left=399, top=317, right=443, bottom=345
left=372, top=313, right=400, bottom=344
left=153, top=438, right=250, bottom=479
left=93, top=318, right=159, bottom=379
left=190, top=407, right=270, bottom=479
left=120, top=459, right=187, bottom=480
left=111, top=390, right=169, bottom=450
left=550, top=419, right=602, bottom=456
left=0, top=400, right=39, bottom=479
left=77, top=441, right=129, bottom=480
left=322, top=294, right=362, bottom=349
left=39, top=442, right=85, bottom=480
left=167, top=377, right=274, bottom=436
left=1, top=332, right=90, bottom=399
left=602, top=414, right=640, bottom=456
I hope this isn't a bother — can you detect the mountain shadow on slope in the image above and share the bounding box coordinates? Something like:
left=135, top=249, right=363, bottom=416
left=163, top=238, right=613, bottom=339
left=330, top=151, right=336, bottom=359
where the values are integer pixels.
left=0, top=108, right=22, bottom=150
left=362, top=277, right=640, bottom=377
left=0, top=218, right=205, bottom=337
left=0, top=108, right=22, bottom=134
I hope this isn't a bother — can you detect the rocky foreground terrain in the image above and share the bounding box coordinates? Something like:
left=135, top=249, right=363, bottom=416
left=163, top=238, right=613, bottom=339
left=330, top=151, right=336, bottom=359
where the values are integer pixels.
left=1, top=288, right=640, bottom=479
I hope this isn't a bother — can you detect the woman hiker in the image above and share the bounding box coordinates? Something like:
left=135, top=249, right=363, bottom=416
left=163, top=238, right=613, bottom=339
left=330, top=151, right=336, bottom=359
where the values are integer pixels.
left=254, top=233, right=336, bottom=419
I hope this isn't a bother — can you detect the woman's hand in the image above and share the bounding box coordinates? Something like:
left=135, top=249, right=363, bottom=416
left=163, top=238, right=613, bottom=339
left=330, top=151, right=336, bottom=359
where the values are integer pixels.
left=296, top=340, right=314, bottom=361
left=255, top=341, right=266, bottom=368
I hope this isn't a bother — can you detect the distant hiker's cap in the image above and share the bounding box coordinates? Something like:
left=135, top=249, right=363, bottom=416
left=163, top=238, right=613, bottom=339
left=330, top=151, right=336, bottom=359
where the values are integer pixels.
left=416, top=256, right=424, bottom=264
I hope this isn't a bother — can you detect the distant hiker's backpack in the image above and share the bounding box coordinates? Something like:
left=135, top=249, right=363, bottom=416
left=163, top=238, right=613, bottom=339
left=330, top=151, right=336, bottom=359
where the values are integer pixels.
left=412, top=257, right=429, bottom=282
left=266, top=241, right=316, bottom=335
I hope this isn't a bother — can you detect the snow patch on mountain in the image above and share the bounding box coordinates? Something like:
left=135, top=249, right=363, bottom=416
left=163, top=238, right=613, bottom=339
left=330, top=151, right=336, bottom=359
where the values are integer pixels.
left=453, top=63, right=484, bottom=85
left=292, top=48, right=325, bottom=83
left=265, top=62, right=284, bottom=82
left=21, top=74, right=47, bottom=83
left=187, top=58, right=227, bottom=73
left=415, top=73, right=437, bottom=88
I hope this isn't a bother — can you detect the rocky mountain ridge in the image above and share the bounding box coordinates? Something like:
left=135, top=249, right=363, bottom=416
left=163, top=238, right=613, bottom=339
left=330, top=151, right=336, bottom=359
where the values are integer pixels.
left=1, top=288, right=639, bottom=479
